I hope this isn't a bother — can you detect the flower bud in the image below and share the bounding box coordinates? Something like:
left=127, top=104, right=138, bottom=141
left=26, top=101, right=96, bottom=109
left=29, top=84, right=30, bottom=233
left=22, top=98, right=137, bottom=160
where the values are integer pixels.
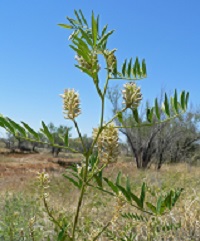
left=75, top=54, right=100, bottom=73
left=122, top=82, right=142, bottom=109
left=75, top=55, right=92, bottom=70
left=60, top=89, right=81, bottom=119
left=37, top=172, right=50, bottom=188
left=105, top=50, right=117, bottom=75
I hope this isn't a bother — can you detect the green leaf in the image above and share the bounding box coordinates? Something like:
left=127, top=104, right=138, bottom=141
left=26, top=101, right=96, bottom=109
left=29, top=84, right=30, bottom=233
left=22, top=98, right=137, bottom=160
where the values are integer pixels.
left=101, top=24, right=108, bottom=37
left=7, top=118, right=26, bottom=137
left=66, top=17, right=79, bottom=26
left=127, top=58, right=132, bottom=77
left=63, top=174, right=81, bottom=189
left=69, top=44, right=90, bottom=63
left=75, top=65, right=93, bottom=77
left=129, top=192, right=143, bottom=208
left=57, top=24, right=73, bottom=29
left=132, top=65, right=136, bottom=78
left=41, top=121, right=54, bottom=144
left=89, top=154, right=99, bottom=168
left=132, top=109, right=140, bottom=123
left=146, top=108, right=151, bottom=122
left=92, top=11, right=97, bottom=46
left=121, top=212, right=148, bottom=222
left=103, top=177, right=119, bottom=194
left=57, top=229, right=65, bottom=241
left=173, top=89, right=178, bottom=113
left=146, top=202, right=157, bottom=214
left=122, top=59, right=127, bottom=76
left=88, top=184, right=114, bottom=196
left=12, top=122, right=24, bottom=136
left=67, top=164, right=78, bottom=173
left=21, top=122, right=40, bottom=141
left=140, top=182, right=146, bottom=208
left=98, top=30, right=114, bottom=48
left=0, top=116, right=15, bottom=134
left=171, top=188, right=184, bottom=207
left=142, top=59, right=147, bottom=77
left=180, top=91, right=186, bottom=110
left=96, top=14, right=99, bottom=36
left=0, top=121, right=5, bottom=128
left=126, top=176, right=131, bottom=193
left=155, top=98, right=161, bottom=120
left=170, top=97, right=175, bottom=112
left=117, top=184, right=131, bottom=201
left=68, top=29, right=79, bottom=40
left=73, top=36, right=90, bottom=54
left=116, top=171, right=122, bottom=185
left=146, top=108, right=154, bottom=123
left=71, top=172, right=83, bottom=187
left=117, top=112, right=123, bottom=124
left=79, top=9, right=88, bottom=27
left=133, top=57, right=141, bottom=77
left=164, top=191, right=172, bottom=210
left=79, top=28, right=93, bottom=47
left=164, top=93, right=170, bottom=117
left=74, top=10, right=82, bottom=25
left=94, top=171, right=103, bottom=188
left=185, top=92, right=189, bottom=109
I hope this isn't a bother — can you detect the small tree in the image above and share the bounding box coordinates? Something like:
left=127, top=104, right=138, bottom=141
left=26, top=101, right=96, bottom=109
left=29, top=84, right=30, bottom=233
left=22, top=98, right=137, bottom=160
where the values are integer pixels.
left=156, top=106, right=200, bottom=167
left=108, top=87, right=200, bottom=169
left=47, top=122, right=72, bottom=157
left=107, top=87, right=169, bottom=168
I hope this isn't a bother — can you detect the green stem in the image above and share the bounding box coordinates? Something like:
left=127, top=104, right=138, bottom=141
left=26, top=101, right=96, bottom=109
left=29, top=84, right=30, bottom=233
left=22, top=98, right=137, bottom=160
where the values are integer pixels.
left=86, top=163, right=107, bottom=183
left=102, top=75, right=110, bottom=97
left=87, top=183, right=114, bottom=196
left=71, top=73, right=107, bottom=240
left=87, top=95, right=105, bottom=157
left=113, top=113, right=184, bottom=129
left=43, top=194, right=62, bottom=229
left=94, top=76, right=103, bottom=98
left=88, top=68, right=111, bottom=155
left=100, top=96, right=105, bottom=127
left=71, top=183, right=86, bottom=240
left=129, top=203, right=154, bottom=216
left=92, top=221, right=112, bottom=241
left=71, top=153, right=90, bottom=240
left=109, top=76, right=146, bottom=81
left=73, top=119, right=87, bottom=154
left=104, top=107, right=127, bottom=127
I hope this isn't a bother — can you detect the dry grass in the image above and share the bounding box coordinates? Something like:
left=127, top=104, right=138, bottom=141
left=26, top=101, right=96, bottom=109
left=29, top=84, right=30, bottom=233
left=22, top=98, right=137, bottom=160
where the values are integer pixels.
left=0, top=153, right=199, bottom=240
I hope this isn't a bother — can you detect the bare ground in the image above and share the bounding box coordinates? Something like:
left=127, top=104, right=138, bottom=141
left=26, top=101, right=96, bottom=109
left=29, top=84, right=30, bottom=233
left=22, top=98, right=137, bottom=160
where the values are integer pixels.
left=0, top=149, right=82, bottom=191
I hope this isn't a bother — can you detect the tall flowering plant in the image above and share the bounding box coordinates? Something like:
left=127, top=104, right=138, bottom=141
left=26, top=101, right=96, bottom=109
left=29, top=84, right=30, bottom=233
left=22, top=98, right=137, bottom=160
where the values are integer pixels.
left=0, top=10, right=189, bottom=241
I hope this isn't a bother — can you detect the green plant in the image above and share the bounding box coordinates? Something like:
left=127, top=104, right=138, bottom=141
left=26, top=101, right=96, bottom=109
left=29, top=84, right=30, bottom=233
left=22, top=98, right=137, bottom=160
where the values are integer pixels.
left=0, top=10, right=189, bottom=241
left=0, top=193, right=44, bottom=241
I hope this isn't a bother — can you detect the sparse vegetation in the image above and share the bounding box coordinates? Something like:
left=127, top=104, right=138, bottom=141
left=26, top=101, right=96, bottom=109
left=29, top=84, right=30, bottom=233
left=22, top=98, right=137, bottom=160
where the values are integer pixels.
left=0, top=153, right=199, bottom=240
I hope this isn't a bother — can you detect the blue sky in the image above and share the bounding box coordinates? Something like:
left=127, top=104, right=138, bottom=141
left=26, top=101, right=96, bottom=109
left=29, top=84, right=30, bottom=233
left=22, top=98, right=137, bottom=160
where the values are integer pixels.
left=0, top=0, right=200, bottom=138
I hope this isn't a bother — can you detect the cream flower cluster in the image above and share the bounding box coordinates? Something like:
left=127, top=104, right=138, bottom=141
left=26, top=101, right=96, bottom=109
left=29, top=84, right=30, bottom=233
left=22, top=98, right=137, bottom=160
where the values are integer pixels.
left=122, top=82, right=142, bottom=109
left=60, top=89, right=81, bottom=120
left=93, top=123, right=119, bottom=164
left=75, top=54, right=100, bottom=73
